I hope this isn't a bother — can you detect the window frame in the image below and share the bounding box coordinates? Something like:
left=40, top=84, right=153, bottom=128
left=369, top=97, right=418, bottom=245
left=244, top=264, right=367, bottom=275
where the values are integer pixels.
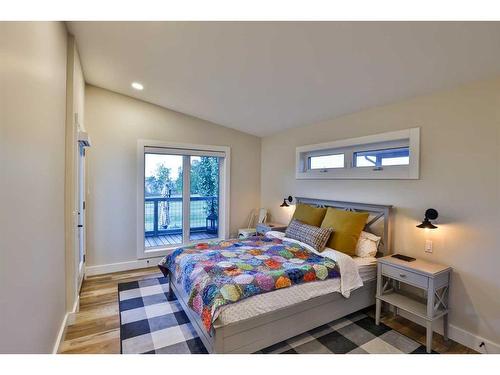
left=296, top=128, right=420, bottom=180
left=137, top=140, right=231, bottom=259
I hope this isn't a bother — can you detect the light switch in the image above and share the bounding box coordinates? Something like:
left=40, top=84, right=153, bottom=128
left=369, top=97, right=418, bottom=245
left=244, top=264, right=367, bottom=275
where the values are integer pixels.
left=425, top=240, right=433, bottom=253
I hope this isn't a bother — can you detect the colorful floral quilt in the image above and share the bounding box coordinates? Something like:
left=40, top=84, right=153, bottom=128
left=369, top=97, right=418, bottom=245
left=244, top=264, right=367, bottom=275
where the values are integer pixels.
left=160, top=236, right=340, bottom=331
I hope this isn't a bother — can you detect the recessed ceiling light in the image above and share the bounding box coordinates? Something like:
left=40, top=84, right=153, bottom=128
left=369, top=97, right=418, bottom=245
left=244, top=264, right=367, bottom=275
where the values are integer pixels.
left=131, top=82, right=144, bottom=90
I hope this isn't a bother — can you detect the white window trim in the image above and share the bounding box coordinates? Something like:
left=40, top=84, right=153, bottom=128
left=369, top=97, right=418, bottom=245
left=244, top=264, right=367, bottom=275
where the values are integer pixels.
left=137, top=139, right=231, bottom=259
left=296, top=128, right=420, bottom=180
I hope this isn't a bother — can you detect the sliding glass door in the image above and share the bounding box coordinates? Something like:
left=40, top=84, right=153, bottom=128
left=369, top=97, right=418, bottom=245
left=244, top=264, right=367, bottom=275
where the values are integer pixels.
left=144, top=153, right=184, bottom=247
left=189, top=156, right=220, bottom=241
left=139, top=142, right=228, bottom=257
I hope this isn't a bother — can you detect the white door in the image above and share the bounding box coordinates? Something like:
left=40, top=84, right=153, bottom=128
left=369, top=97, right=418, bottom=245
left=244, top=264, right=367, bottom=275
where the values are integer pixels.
left=77, top=143, right=86, bottom=291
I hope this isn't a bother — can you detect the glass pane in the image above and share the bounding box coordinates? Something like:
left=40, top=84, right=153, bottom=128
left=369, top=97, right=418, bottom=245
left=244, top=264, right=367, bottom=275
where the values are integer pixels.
left=190, top=156, right=220, bottom=241
left=144, top=153, right=183, bottom=248
left=354, top=147, right=409, bottom=167
left=309, top=154, right=344, bottom=169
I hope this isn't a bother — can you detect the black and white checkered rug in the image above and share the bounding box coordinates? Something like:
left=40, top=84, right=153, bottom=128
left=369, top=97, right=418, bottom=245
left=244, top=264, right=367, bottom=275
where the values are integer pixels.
left=118, top=277, right=434, bottom=354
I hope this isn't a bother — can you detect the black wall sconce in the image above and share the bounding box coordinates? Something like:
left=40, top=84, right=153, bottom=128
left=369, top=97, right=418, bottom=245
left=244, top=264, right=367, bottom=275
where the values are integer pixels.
left=280, top=196, right=293, bottom=207
left=417, top=208, right=439, bottom=229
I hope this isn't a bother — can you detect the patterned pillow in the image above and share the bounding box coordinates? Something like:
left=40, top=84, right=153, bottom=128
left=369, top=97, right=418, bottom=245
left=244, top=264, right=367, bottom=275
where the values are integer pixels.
left=285, top=219, right=333, bottom=252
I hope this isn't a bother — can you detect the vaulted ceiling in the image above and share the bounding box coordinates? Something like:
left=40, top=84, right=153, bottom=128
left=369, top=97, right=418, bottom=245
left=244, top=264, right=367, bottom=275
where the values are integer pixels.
left=68, top=22, right=500, bottom=136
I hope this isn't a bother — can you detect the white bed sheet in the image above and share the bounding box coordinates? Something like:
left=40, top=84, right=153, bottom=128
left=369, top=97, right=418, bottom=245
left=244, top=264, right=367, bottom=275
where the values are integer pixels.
left=215, top=231, right=364, bottom=326
left=353, top=256, right=378, bottom=282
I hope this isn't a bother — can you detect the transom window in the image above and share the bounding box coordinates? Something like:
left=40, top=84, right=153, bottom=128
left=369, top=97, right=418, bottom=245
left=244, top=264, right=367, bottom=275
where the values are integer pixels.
left=296, top=128, right=420, bottom=180
left=309, top=153, right=344, bottom=170
left=354, top=147, right=410, bottom=168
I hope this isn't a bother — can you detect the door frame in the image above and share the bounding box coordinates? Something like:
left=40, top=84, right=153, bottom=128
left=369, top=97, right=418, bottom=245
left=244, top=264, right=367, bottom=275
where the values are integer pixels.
left=76, top=141, right=86, bottom=292
left=136, top=139, right=231, bottom=259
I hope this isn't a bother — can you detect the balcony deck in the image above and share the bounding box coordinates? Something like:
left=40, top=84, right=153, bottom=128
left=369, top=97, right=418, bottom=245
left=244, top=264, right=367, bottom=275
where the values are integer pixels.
left=144, top=195, right=219, bottom=249
left=144, top=231, right=218, bottom=248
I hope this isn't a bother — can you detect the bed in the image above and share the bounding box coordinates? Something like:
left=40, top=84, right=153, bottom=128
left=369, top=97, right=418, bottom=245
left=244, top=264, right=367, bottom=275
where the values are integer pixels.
left=158, top=197, right=392, bottom=353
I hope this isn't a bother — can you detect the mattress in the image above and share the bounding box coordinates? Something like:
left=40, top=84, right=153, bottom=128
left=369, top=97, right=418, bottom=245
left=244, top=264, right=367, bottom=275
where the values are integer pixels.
left=213, top=233, right=366, bottom=326
left=353, top=256, right=378, bottom=282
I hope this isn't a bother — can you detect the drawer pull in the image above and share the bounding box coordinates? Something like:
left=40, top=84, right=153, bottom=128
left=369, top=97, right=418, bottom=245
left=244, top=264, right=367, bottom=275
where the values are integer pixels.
left=399, top=273, right=407, bottom=278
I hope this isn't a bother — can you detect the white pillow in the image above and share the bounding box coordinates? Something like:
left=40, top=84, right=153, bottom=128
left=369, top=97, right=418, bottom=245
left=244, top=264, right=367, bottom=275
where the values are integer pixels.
left=265, top=230, right=286, bottom=239
left=355, top=231, right=381, bottom=257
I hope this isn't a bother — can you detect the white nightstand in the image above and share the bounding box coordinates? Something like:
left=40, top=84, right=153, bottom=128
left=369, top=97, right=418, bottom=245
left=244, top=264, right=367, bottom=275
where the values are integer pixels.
left=375, top=255, right=452, bottom=353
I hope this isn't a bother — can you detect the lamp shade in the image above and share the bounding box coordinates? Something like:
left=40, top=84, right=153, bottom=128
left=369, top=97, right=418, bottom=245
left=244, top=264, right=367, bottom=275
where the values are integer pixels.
left=417, top=208, right=438, bottom=229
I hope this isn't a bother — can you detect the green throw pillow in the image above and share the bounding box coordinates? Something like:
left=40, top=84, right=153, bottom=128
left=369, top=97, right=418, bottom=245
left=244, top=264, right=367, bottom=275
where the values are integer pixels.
left=291, top=204, right=327, bottom=227
left=321, top=208, right=369, bottom=256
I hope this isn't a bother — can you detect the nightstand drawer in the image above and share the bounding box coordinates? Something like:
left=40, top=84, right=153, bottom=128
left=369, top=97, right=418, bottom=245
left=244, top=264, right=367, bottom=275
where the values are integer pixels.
left=381, top=264, right=428, bottom=289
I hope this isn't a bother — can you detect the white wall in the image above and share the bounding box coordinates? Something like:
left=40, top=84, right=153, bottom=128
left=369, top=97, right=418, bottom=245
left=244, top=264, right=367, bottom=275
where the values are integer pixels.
left=84, top=85, right=261, bottom=267
left=261, top=78, right=500, bottom=350
left=0, top=22, right=68, bottom=353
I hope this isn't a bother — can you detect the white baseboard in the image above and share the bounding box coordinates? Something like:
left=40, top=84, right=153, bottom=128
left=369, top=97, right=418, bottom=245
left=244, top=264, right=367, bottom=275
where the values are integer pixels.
left=398, top=310, right=500, bottom=354
left=85, top=257, right=164, bottom=276
left=67, top=295, right=80, bottom=326
left=52, top=293, right=81, bottom=354
left=52, top=312, right=70, bottom=354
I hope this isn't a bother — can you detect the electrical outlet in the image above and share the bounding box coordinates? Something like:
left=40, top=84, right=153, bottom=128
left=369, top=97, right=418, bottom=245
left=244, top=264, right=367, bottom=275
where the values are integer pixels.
left=425, top=240, right=433, bottom=253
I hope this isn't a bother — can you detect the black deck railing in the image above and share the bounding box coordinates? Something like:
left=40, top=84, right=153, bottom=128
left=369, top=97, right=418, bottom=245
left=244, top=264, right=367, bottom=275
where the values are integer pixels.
left=144, top=196, right=218, bottom=237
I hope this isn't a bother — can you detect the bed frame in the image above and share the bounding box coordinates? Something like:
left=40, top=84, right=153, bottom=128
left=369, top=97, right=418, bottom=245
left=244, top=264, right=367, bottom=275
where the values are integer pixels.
left=163, top=197, right=392, bottom=353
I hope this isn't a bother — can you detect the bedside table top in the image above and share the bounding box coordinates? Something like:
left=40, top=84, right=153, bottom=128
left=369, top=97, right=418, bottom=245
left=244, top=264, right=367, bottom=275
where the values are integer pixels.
left=379, top=255, right=451, bottom=277
left=257, top=222, right=287, bottom=229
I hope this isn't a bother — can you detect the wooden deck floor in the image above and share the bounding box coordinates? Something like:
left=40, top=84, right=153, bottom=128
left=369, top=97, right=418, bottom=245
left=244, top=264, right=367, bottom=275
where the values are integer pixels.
left=59, top=267, right=477, bottom=354
left=145, top=231, right=217, bottom=248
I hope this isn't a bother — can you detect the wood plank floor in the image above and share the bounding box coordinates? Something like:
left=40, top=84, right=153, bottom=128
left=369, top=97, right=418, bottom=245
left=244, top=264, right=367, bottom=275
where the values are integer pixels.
left=59, top=267, right=476, bottom=354
left=59, top=267, right=163, bottom=354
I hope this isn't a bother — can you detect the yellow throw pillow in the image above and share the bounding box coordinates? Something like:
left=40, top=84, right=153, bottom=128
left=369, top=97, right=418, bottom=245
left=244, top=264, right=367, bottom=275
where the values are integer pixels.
left=321, top=208, right=369, bottom=256
left=291, top=204, right=327, bottom=227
